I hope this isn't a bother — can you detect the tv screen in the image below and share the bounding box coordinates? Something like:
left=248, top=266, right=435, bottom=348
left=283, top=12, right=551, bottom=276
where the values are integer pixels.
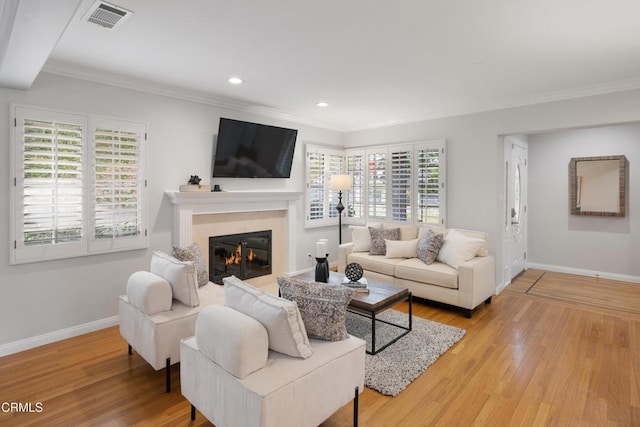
left=212, top=118, right=298, bottom=178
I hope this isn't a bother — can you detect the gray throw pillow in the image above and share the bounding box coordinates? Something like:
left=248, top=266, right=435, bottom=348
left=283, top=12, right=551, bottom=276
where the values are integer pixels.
left=277, top=277, right=354, bottom=341
left=172, top=243, right=208, bottom=286
left=369, top=227, right=400, bottom=255
left=417, top=230, right=444, bottom=265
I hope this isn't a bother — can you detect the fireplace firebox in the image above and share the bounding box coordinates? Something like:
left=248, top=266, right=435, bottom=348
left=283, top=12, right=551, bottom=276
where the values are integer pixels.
left=209, top=230, right=272, bottom=284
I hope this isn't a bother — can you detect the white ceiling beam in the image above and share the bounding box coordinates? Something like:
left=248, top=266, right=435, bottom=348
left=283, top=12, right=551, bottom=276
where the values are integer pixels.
left=0, top=0, right=82, bottom=89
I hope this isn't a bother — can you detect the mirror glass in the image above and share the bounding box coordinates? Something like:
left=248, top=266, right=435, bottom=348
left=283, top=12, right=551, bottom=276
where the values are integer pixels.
left=570, top=155, right=626, bottom=217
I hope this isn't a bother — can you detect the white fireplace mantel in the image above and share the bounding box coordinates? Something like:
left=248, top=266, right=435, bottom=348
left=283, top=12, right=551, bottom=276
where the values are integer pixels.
left=165, top=190, right=303, bottom=272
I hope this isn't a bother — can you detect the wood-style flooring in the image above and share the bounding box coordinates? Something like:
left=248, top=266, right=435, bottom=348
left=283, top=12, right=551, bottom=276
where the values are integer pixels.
left=1, top=270, right=639, bottom=426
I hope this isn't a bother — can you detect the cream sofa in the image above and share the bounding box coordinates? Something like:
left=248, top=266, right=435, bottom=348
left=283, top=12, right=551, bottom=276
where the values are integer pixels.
left=338, top=223, right=496, bottom=318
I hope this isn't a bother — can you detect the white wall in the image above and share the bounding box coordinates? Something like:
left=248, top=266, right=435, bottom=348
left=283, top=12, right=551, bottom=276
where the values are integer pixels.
left=344, top=89, right=640, bottom=285
left=0, top=72, right=342, bottom=349
left=528, top=123, right=639, bottom=278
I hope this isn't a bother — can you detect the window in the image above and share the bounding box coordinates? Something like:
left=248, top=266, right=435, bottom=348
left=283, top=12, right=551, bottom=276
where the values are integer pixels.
left=345, top=150, right=365, bottom=224
left=10, top=106, right=147, bottom=264
left=304, top=140, right=446, bottom=229
left=415, top=143, right=445, bottom=225
left=305, top=144, right=343, bottom=227
left=390, top=146, right=412, bottom=221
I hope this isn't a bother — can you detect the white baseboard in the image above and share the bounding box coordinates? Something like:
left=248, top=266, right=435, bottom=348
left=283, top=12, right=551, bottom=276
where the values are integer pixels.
left=527, top=263, right=640, bottom=284
left=496, top=280, right=510, bottom=295
left=288, top=261, right=338, bottom=278
left=0, top=315, right=119, bottom=358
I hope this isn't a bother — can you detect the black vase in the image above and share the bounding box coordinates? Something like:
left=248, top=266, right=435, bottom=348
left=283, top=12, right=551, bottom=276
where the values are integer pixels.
left=315, top=256, right=329, bottom=283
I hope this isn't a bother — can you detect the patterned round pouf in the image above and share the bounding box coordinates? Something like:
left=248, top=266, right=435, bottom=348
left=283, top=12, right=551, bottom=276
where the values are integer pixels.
left=344, top=262, right=364, bottom=282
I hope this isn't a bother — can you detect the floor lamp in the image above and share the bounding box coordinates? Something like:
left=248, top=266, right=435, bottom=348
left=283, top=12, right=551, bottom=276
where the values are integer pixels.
left=331, top=174, right=353, bottom=244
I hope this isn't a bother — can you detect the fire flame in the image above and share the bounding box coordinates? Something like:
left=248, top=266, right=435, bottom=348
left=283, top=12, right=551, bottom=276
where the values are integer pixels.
left=225, top=244, right=256, bottom=265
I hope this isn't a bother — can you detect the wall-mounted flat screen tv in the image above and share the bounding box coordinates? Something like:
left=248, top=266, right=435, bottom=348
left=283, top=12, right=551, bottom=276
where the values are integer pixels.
left=212, top=118, right=298, bottom=178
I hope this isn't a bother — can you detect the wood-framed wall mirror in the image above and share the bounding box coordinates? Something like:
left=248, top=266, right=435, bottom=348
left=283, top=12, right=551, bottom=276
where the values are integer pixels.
left=569, top=155, right=627, bottom=217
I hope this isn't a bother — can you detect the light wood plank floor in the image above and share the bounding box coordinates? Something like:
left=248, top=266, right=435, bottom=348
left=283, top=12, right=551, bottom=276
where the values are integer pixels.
left=1, top=271, right=639, bottom=426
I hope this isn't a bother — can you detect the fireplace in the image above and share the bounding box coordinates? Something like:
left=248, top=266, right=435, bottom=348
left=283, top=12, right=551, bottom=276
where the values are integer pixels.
left=209, top=230, right=272, bottom=284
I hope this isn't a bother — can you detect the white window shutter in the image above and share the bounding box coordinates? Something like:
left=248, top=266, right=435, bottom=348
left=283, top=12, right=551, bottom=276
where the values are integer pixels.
left=345, top=150, right=365, bottom=224
left=390, top=146, right=412, bottom=222
left=416, top=142, right=446, bottom=225
left=89, top=118, right=147, bottom=252
left=12, top=107, right=88, bottom=263
left=366, top=150, right=387, bottom=220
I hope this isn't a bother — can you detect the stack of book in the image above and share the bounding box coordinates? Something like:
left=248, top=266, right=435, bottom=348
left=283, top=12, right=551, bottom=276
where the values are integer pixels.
left=341, top=277, right=369, bottom=294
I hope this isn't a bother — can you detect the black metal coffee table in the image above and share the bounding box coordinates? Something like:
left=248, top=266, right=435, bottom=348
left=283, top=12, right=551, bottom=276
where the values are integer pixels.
left=293, top=272, right=412, bottom=355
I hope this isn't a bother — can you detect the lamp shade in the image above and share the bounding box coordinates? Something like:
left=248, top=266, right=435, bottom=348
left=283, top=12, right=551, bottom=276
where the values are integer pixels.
left=330, top=174, right=353, bottom=191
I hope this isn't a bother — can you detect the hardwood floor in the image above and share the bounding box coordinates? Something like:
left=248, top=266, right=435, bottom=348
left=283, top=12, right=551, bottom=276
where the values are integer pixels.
left=1, top=271, right=639, bottom=426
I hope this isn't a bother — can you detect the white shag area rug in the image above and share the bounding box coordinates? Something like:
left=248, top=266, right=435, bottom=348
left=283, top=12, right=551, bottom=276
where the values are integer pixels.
left=345, top=309, right=465, bottom=396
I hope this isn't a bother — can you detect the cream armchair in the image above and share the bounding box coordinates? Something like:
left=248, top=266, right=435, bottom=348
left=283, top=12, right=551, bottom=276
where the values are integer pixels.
left=180, top=304, right=365, bottom=427
left=118, top=251, right=225, bottom=392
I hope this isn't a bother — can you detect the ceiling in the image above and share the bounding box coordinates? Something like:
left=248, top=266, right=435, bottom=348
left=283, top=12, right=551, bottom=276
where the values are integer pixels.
left=2, top=0, right=640, bottom=131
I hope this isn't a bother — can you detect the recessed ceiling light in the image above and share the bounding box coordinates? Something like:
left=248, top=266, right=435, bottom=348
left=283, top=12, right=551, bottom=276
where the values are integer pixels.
left=316, top=102, right=329, bottom=107
left=228, top=77, right=243, bottom=85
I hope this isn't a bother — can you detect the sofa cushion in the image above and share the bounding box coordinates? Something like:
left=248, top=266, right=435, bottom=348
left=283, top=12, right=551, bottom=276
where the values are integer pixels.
left=348, top=252, right=400, bottom=276
left=369, top=227, right=400, bottom=255
left=395, top=258, right=459, bottom=289
left=126, top=271, right=173, bottom=315
left=150, top=251, right=200, bottom=307
left=224, top=276, right=312, bottom=359
left=437, top=229, right=485, bottom=269
left=349, top=223, right=382, bottom=252
left=418, top=225, right=449, bottom=239
left=196, top=305, right=269, bottom=379
left=453, top=228, right=490, bottom=257
left=385, top=238, right=418, bottom=259
left=278, top=277, right=353, bottom=341
left=172, top=243, right=208, bottom=286
left=383, top=223, right=418, bottom=240
left=417, top=230, right=444, bottom=265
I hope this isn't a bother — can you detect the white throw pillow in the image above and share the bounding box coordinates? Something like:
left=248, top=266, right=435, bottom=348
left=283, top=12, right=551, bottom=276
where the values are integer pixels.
left=223, top=276, right=313, bottom=359
left=196, top=305, right=268, bottom=379
left=385, top=238, right=419, bottom=259
left=437, top=229, right=485, bottom=269
left=150, top=251, right=200, bottom=307
left=349, top=223, right=382, bottom=252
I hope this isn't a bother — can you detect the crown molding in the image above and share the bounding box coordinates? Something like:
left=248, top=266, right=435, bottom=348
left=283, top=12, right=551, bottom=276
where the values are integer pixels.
left=41, top=60, right=640, bottom=133
left=41, top=60, right=345, bottom=132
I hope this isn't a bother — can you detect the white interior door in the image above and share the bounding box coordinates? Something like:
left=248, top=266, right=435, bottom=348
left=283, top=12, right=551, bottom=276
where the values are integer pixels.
left=504, top=136, right=528, bottom=281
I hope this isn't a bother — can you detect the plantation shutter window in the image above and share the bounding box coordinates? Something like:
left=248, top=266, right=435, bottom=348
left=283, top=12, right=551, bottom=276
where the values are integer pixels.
left=416, top=143, right=445, bottom=225
left=11, top=106, right=147, bottom=264
left=89, top=119, right=147, bottom=252
left=305, top=144, right=345, bottom=228
left=345, top=150, right=365, bottom=224
left=306, top=150, right=325, bottom=222
left=367, top=150, right=387, bottom=220
left=390, top=147, right=412, bottom=222
left=327, top=154, right=344, bottom=218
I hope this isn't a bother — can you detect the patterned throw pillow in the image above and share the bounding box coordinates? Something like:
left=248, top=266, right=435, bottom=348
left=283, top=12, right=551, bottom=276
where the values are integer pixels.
left=277, top=277, right=354, bottom=341
left=172, top=243, right=208, bottom=286
left=369, top=227, right=400, bottom=255
left=417, top=230, right=444, bottom=265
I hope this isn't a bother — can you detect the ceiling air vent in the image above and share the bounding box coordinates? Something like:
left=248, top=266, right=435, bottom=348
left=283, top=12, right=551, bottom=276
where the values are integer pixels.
left=84, top=1, right=133, bottom=29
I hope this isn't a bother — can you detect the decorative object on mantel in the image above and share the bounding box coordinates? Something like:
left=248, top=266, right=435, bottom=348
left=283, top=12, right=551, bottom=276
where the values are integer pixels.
left=330, top=174, right=353, bottom=244
left=179, top=175, right=211, bottom=192
left=314, top=239, right=329, bottom=283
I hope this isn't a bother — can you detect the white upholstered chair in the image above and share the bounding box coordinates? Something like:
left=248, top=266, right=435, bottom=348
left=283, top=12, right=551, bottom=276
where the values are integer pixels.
left=181, top=304, right=366, bottom=427
left=118, top=251, right=225, bottom=392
